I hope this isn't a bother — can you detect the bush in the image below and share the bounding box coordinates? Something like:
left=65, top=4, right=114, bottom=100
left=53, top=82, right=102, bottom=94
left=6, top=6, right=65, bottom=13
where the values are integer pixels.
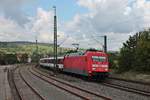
left=108, top=52, right=119, bottom=70
left=118, top=29, right=150, bottom=73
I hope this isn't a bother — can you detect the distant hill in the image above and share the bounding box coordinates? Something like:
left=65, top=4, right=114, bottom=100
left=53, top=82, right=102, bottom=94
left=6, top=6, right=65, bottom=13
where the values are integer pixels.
left=0, top=41, right=71, bottom=57
left=0, top=41, right=71, bottom=64
left=0, top=41, right=53, bottom=48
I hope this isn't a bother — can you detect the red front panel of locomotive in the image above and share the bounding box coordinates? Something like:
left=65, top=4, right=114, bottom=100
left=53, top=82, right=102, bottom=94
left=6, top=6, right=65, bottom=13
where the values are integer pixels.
left=86, top=52, right=109, bottom=73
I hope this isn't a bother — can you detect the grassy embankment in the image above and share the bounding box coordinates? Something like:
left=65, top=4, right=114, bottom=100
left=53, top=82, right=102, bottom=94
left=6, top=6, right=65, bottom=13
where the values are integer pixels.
left=0, top=41, right=71, bottom=64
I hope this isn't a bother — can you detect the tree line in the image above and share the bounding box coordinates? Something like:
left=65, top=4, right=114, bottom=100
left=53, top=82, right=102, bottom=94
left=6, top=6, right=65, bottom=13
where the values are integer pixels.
left=0, top=52, right=29, bottom=65
left=111, top=29, right=150, bottom=73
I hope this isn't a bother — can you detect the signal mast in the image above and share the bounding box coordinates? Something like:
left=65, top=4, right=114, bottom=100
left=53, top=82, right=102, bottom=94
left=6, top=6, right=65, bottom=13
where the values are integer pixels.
left=53, top=6, right=58, bottom=75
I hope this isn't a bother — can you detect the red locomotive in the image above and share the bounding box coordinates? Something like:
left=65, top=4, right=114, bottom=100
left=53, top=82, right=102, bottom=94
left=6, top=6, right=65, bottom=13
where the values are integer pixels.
left=39, top=50, right=109, bottom=78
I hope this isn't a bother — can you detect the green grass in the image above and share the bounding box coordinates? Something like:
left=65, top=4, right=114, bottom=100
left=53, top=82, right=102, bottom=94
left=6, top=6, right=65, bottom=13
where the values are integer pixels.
left=0, top=44, right=68, bottom=56
left=111, top=70, right=150, bottom=83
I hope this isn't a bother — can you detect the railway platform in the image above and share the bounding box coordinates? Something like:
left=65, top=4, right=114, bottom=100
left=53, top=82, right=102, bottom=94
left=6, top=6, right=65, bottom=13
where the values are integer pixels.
left=0, top=66, right=12, bottom=100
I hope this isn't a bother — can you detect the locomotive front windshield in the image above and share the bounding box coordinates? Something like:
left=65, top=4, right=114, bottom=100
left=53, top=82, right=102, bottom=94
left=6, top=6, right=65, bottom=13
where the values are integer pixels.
left=92, top=56, right=106, bottom=62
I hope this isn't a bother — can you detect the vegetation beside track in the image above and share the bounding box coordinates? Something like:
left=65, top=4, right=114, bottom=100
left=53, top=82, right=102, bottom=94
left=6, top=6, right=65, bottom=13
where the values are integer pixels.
left=109, top=29, right=150, bottom=73
left=108, top=29, right=150, bottom=83
left=110, top=71, right=150, bottom=83
left=118, top=29, right=150, bottom=73
left=0, top=41, right=71, bottom=64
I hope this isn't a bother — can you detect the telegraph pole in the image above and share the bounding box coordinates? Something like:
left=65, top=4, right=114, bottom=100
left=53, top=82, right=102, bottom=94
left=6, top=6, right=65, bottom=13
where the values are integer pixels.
left=104, top=35, right=107, bottom=53
left=35, top=36, right=39, bottom=64
left=92, top=35, right=107, bottom=53
left=53, top=6, right=58, bottom=74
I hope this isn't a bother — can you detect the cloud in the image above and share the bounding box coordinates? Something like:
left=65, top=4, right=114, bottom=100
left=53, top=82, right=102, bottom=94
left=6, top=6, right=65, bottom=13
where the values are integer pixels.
left=0, top=16, right=26, bottom=41
left=0, top=7, right=67, bottom=44
left=29, top=8, right=67, bottom=43
left=62, top=0, right=150, bottom=50
left=0, top=0, right=33, bottom=25
left=76, top=0, right=149, bottom=33
left=0, top=0, right=150, bottom=51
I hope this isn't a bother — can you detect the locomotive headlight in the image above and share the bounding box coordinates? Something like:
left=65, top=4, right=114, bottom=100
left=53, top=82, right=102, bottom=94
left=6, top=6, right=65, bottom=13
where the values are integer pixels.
left=105, top=68, right=108, bottom=71
left=92, top=64, right=98, bottom=67
left=92, top=67, right=96, bottom=70
left=101, top=65, right=108, bottom=67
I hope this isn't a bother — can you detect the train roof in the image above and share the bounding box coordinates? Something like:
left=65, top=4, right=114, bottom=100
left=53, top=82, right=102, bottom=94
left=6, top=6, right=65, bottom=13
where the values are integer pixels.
left=66, top=50, right=106, bottom=57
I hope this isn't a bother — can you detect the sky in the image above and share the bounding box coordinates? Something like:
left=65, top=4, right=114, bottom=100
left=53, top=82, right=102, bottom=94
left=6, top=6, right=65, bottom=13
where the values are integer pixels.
left=0, top=0, right=150, bottom=51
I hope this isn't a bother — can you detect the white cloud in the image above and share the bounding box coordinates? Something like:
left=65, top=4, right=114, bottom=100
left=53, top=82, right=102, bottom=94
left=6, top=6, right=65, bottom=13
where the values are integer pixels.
left=62, top=0, right=150, bottom=51
left=31, top=8, right=53, bottom=33
left=0, top=0, right=150, bottom=51
left=0, top=0, right=33, bottom=25
left=29, top=8, right=67, bottom=44
left=0, top=8, right=65, bottom=43
left=0, top=16, right=30, bottom=41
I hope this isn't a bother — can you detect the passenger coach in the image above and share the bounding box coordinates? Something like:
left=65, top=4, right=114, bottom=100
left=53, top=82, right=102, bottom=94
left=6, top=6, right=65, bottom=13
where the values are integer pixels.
left=39, top=57, right=64, bottom=70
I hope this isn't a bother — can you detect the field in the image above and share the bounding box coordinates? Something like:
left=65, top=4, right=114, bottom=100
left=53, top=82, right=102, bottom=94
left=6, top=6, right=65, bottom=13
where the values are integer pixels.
left=0, top=41, right=71, bottom=64
left=0, top=41, right=70, bottom=55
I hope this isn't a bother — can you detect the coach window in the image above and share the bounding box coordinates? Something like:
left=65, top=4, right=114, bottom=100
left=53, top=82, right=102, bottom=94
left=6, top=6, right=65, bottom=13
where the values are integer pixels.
left=48, top=60, right=50, bottom=63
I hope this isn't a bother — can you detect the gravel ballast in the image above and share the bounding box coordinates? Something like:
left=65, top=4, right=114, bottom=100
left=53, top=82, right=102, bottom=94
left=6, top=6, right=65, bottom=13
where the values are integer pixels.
left=37, top=66, right=150, bottom=100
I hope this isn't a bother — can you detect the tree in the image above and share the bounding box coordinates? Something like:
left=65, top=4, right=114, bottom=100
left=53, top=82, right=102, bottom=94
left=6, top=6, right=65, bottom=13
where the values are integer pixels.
left=118, top=35, right=137, bottom=72
left=134, top=30, right=150, bottom=71
left=107, top=52, right=119, bottom=70
left=118, top=29, right=150, bottom=73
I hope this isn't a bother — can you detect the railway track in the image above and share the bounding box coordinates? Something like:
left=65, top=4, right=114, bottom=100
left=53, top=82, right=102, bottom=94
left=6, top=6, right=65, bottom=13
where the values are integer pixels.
left=108, top=77, right=150, bottom=86
left=8, top=67, right=21, bottom=100
left=30, top=66, right=112, bottom=100
left=102, top=77, right=150, bottom=97
left=102, top=81, right=150, bottom=97
left=19, top=68, right=45, bottom=100
left=36, top=66, right=150, bottom=97
left=9, top=66, right=45, bottom=100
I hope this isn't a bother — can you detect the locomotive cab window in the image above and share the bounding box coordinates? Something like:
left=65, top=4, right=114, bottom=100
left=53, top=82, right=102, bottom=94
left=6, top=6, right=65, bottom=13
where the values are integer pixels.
left=92, top=56, right=106, bottom=62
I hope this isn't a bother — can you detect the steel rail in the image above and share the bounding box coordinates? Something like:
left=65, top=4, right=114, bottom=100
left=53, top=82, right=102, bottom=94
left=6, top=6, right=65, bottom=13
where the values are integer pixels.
left=19, top=68, right=45, bottom=100
left=30, top=67, right=112, bottom=100
left=9, top=67, right=23, bottom=100
left=102, top=82, right=150, bottom=97
left=29, top=68, right=90, bottom=100
left=108, top=77, right=150, bottom=86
